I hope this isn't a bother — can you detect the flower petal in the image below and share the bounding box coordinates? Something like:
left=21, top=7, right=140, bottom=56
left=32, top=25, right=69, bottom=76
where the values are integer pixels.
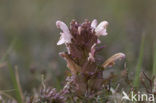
left=57, top=35, right=65, bottom=45
left=95, top=21, right=108, bottom=37
left=56, top=21, right=72, bottom=45
left=97, top=39, right=101, bottom=44
left=56, top=20, right=70, bottom=35
left=88, top=43, right=96, bottom=62
left=91, top=19, right=98, bottom=29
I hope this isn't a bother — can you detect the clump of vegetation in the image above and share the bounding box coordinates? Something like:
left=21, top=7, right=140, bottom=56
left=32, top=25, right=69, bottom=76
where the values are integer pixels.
left=0, top=19, right=155, bottom=103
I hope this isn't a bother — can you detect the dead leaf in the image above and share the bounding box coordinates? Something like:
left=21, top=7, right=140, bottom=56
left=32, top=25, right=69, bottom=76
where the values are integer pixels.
left=59, top=52, right=81, bottom=74
left=102, top=53, right=125, bottom=68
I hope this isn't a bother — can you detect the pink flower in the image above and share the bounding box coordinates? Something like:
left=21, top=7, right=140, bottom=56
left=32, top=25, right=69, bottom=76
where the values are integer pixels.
left=88, top=43, right=96, bottom=62
left=91, top=19, right=98, bottom=29
left=56, top=21, right=72, bottom=45
left=91, top=19, right=108, bottom=37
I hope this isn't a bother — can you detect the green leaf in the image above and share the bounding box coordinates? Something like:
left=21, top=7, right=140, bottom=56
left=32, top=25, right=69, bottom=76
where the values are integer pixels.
left=133, top=34, right=145, bottom=88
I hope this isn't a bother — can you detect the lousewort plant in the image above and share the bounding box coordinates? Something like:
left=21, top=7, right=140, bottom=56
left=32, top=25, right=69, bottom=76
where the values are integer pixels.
left=0, top=19, right=127, bottom=103
left=1, top=19, right=155, bottom=103
left=28, top=19, right=126, bottom=103
left=47, top=19, right=125, bottom=102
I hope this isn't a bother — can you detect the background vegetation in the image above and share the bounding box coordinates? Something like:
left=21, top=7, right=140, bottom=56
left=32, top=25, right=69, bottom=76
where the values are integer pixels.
left=0, top=0, right=156, bottom=100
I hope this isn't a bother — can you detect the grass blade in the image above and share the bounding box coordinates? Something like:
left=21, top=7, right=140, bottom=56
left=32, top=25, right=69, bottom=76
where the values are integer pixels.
left=15, top=66, right=24, bottom=102
left=0, top=38, right=16, bottom=63
left=133, top=34, right=145, bottom=88
left=8, top=63, right=24, bottom=103
left=0, top=91, right=17, bottom=102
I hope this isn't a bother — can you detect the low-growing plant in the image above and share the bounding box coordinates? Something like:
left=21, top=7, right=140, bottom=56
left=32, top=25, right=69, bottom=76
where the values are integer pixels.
left=33, top=19, right=127, bottom=103
left=0, top=19, right=155, bottom=103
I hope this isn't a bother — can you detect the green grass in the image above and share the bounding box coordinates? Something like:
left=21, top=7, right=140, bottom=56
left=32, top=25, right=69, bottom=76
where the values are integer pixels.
left=0, top=38, right=24, bottom=103
left=0, top=38, right=16, bottom=63
left=133, top=34, right=145, bottom=88
left=8, top=63, right=24, bottom=103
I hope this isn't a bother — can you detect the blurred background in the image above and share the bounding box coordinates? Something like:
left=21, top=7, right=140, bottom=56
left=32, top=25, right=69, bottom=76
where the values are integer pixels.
left=0, top=0, right=156, bottom=95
